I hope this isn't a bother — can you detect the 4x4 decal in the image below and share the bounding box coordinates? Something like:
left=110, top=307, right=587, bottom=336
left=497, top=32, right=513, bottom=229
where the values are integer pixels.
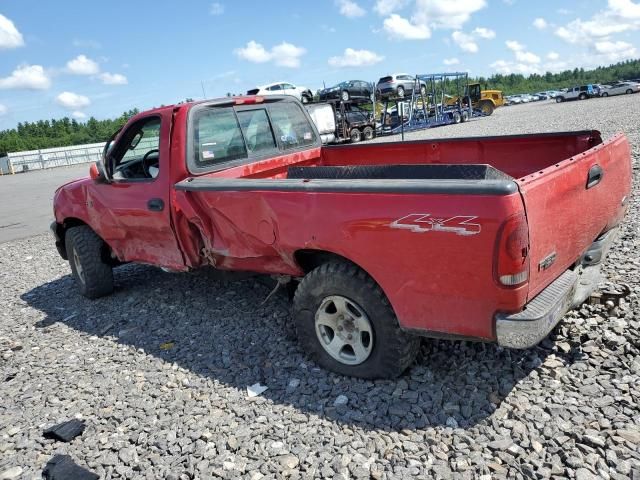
left=390, top=214, right=481, bottom=236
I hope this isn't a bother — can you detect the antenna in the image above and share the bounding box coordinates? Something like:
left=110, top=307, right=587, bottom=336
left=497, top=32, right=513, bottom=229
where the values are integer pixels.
left=201, top=81, right=207, bottom=99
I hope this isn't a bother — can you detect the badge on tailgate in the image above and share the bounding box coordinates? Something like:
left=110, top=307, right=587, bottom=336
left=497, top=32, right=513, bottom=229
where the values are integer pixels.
left=390, top=214, right=481, bottom=236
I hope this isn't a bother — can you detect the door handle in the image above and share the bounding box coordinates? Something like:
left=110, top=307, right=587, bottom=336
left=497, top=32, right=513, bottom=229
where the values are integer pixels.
left=147, top=198, right=164, bottom=211
left=586, top=165, right=603, bottom=189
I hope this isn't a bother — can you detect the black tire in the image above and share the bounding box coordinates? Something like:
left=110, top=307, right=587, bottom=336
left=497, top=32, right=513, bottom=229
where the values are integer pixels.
left=461, top=110, right=470, bottom=122
left=397, top=86, right=405, bottom=98
left=479, top=100, right=494, bottom=116
left=362, top=126, right=374, bottom=140
left=301, top=95, right=310, bottom=104
left=578, top=93, right=587, bottom=100
left=420, top=85, right=427, bottom=97
left=556, top=96, right=564, bottom=103
left=452, top=111, right=461, bottom=124
left=65, top=226, right=114, bottom=299
left=350, top=128, right=362, bottom=143
left=602, top=92, right=608, bottom=97
left=626, top=89, right=633, bottom=94
left=292, top=262, right=420, bottom=379
left=341, top=90, right=350, bottom=102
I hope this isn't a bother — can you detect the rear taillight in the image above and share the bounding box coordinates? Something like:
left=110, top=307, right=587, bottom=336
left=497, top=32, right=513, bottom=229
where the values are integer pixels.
left=495, top=214, right=529, bottom=287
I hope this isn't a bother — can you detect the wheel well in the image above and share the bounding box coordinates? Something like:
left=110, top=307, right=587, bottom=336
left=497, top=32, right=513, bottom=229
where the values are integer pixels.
left=58, top=219, right=118, bottom=266
left=294, top=249, right=358, bottom=274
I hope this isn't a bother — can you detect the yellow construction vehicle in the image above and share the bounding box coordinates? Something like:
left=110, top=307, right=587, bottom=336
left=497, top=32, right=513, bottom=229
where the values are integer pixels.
left=445, top=83, right=504, bottom=116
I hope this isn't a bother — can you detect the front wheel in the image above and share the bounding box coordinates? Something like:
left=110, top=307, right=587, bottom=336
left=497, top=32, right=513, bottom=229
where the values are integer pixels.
left=479, top=100, right=494, bottom=115
left=65, top=226, right=114, bottom=299
left=601, top=92, right=609, bottom=97
left=350, top=128, right=362, bottom=143
left=397, top=86, right=405, bottom=98
left=292, top=262, right=420, bottom=378
left=626, top=89, right=633, bottom=94
left=301, top=95, right=310, bottom=104
left=452, top=111, right=461, bottom=124
left=420, top=85, right=427, bottom=97
left=341, top=90, right=350, bottom=102
left=556, top=97, right=564, bottom=103
left=461, top=110, right=470, bottom=122
left=578, top=93, right=587, bottom=100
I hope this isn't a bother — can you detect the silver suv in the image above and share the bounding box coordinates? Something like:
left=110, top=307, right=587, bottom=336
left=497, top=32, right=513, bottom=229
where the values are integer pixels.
left=376, top=74, right=427, bottom=99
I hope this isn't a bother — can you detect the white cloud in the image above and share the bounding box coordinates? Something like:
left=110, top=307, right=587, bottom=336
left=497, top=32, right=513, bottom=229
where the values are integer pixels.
left=99, top=72, right=128, bottom=85
left=557, top=8, right=571, bottom=15
left=0, top=65, right=51, bottom=90
left=452, top=31, right=478, bottom=53
left=555, top=1, right=640, bottom=45
left=592, top=39, right=638, bottom=61
left=234, top=41, right=306, bottom=68
left=0, top=103, right=7, bottom=116
left=0, top=14, right=24, bottom=49
left=210, top=2, right=224, bottom=15
left=505, top=40, right=540, bottom=63
left=234, top=41, right=272, bottom=63
left=72, top=111, right=87, bottom=119
left=56, top=92, right=90, bottom=110
left=66, top=55, right=100, bottom=75
left=533, top=17, right=547, bottom=29
left=412, top=0, right=487, bottom=30
left=490, top=59, right=540, bottom=75
left=547, top=51, right=560, bottom=60
left=374, top=0, right=407, bottom=16
left=383, top=14, right=430, bottom=39
left=328, top=48, right=384, bottom=67
left=472, top=27, right=495, bottom=38
left=443, top=57, right=460, bottom=65
left=336, top=0, right=366, bottom=18
left=271, top=42, right=306, bottom=68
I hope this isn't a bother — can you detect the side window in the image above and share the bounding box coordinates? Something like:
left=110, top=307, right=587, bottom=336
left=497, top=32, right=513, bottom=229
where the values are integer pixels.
left=282, top=83, right=295, bottom=90
left=267, top=84, right=282, bottom=91
left=112, top=117, right=161, bottom=180
left=269, top=102, right=317, bottom=150
left=236, top=109, right=277, bottom=154
left=193, top=108, right=247, bottom=166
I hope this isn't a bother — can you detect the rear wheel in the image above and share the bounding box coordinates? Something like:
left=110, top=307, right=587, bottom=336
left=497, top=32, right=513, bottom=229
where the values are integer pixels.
left=397, top=86, right=405, bottom=98
left=420, top=85, right=427, bottom=97
left=452, top=111, right=461, bottom=124
left=601, top=92, right=609, bottom=97
left=461, top=110, right=470, bottom=122
left=65, top=226, right=114, bottom=299
left=350, top=128, right=362, bottom=143
left=479, top=100, right=494, bottom=115
left=362, top=126, right=374, bottom=140
left=578, top=93, right=587, bottom=100
left=626, top=89, right=633, bottom=94
left=292, top=262, right=420, bottom=378
left=556, top=96, right=564, bottom=103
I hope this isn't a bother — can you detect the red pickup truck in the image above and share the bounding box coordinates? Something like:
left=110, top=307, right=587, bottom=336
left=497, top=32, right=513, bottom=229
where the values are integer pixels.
left=51, top=95, right=631, bottom=378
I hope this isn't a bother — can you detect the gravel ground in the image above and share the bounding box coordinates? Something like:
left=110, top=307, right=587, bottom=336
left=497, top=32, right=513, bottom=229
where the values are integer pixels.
left=1, top=96, right=639, bottom=480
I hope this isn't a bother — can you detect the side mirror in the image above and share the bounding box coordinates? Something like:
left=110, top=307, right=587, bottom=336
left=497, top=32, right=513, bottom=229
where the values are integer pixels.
left=90, top=161, right=110, bottom=183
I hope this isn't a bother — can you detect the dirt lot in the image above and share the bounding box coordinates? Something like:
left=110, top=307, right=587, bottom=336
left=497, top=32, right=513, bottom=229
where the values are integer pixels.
left=1, top=96, right=639, bottom=479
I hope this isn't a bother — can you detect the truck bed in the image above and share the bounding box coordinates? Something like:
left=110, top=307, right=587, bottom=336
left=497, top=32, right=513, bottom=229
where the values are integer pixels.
left=196, top=130, right=602, bottom=182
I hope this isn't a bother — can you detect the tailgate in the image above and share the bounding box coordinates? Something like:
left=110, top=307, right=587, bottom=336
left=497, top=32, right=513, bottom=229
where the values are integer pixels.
left=519, top=132, right=632, bottom=300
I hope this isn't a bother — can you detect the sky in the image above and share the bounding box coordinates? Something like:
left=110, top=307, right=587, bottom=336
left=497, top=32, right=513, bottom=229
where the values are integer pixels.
left=0, top=0, right=639, bottom=130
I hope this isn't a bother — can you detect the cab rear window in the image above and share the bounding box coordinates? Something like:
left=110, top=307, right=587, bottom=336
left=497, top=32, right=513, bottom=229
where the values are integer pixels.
left=189, top=100, right=317, bottom=171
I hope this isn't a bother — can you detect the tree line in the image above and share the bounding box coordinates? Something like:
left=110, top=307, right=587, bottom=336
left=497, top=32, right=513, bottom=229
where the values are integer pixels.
left=0, top=109, right=139, bottom=156
left=2, top=59, right=640, bottom=155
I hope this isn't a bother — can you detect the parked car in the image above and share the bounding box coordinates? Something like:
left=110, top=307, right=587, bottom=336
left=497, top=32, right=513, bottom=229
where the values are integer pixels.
left=247, top=82, right=313, bottom=103
left=318, top=80, right=373, bottom=102
left=600, top=82, right=640, bottom=97
left=505, top=95, right=522, bottom=105
left=51, top=95, right=631, bottom=379
left=535, top=92, right=549, bottom=100
left=555, top=85, right=596, bottom=102
left=376, top=74, right=427, bottom=99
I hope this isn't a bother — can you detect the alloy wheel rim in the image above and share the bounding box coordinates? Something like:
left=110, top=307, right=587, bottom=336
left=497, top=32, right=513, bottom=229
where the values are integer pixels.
left=315, top=295, right=373, bottom=365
